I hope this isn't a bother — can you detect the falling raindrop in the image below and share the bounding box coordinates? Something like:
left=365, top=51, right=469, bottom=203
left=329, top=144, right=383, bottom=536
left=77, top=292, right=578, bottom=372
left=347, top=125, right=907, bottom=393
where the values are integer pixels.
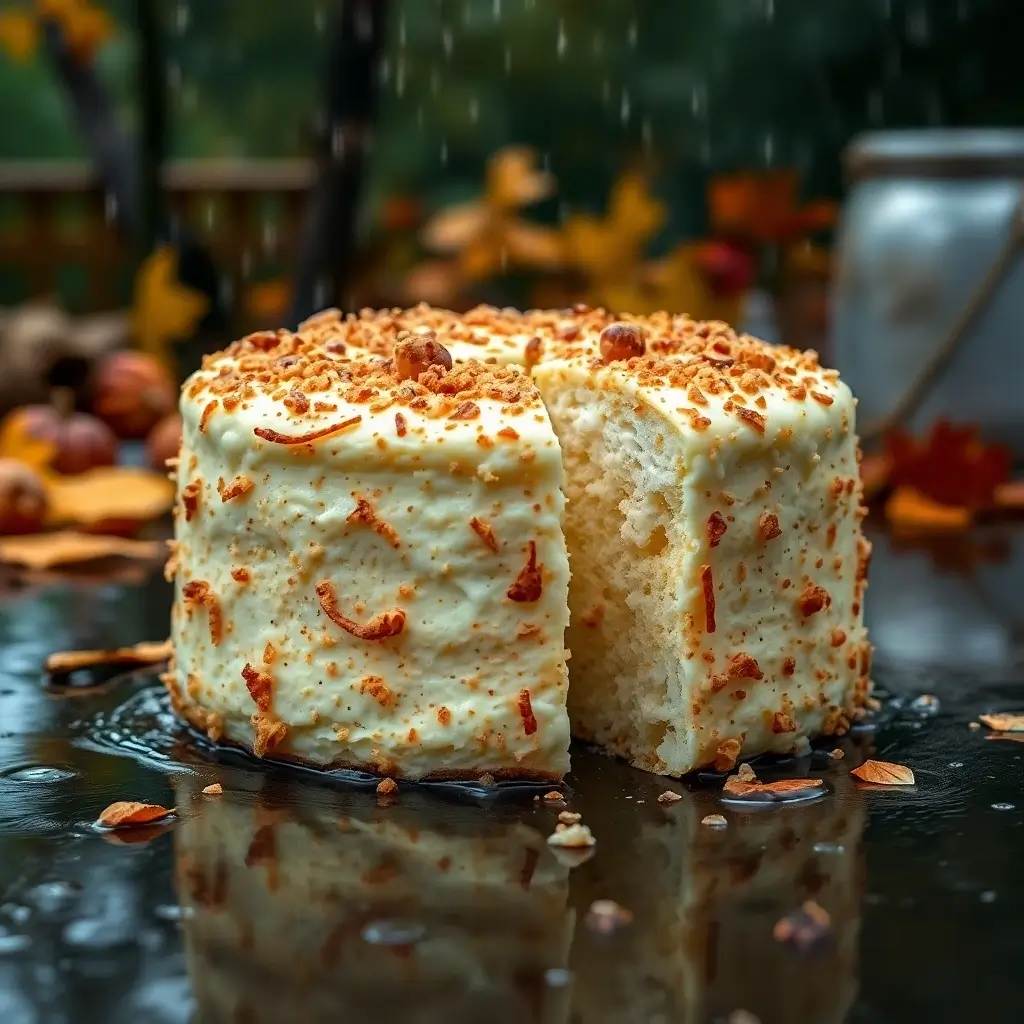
left=262, top=220, right=277, bottom=253
left=416, top=104, right=425, bottom=128
left=762, top=132, right=776, bottom=166
left=462, top=0, right=473, bottom=26
left=378, top=57, right=390, bottom=86
left=641, top=118, right=652, bottom=150
left=556, top=19, right=567, bottom=58
left=104, top=193, right=118, bottom=224
left=504, top=46, right=512, bottom=73
left=591, top=30, right=603, bottom=57
left=493, top=0, right=501, bottom=19
left=219, top=278, right=233, bottom=309
left=440, top=139, right=449, bottom=166
left=362, top=919, right=425, bottom=946
left=174, top=2, right=189, bottom=33
left=627, top=19, right=637, bottom=47
left=332, top=124, right=346, bottom=159
left=181, top=81, right=198, bottom=111
left=980, top=890, right=997, bottom=903
left=601, top=79, right=611, bottom=106
left=468, top=97, right=479, bottom=123
left=690, top=84, right=705, bottom=117
left=397, top=12, right=406, bottom=46
left=545, top=968, right=573, bottom=988
left=906, top=2, right=930, bottom=44
left=167, top=63, right=181, bottom=91
left=992, top=802, right=1015, bottom=812
left=354, top=2, right=373, bottom=43
left=764, top=0, right=775, bottom=20
left=314, top=5, right=326, bottom=34
left=395, top=58, right=405, bottom=97
left=620, top=89, right=631, bottom=125
left=956, top=0, right=970, bottom=20
left=430, top=67, right=441, bottom=95
left=442, top=27, right=454, bottom=59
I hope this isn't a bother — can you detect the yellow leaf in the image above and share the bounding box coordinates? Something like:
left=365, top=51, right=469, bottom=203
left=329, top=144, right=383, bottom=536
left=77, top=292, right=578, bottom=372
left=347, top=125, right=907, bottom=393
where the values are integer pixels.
left=421, top=201, right=489, bottom=252
left=37, top=0, right=113, bottom=64
left=0, top=11, right=39, bottom=62
left=503, top=220, right=563, bottom=268
left=47, top=466, right=174, bottom=530
left=608, top=174, right=666, bottom=246
left=485, top=146, right=554, bottom=209
left=0, top=410, right=56, bottom=473
left=131, top=247, right=209, bottom=371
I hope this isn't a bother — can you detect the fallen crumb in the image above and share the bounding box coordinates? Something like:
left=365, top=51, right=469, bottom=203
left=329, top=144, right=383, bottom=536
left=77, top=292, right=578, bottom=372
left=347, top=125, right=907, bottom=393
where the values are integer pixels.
left=201, top=783, right=223, bottom=796
left=477, top=772, right=496, bottom=787
left=969, top=721, right=981, bottom=730
left=979, top=713, right=1024, bottom=733
left=97, top=801, right=175, bottom=830
left=558, top=810, right=582, bottom=824
left=376, top=778, right=398, bottom=796
left=736, top=762, right=757, bottom=782
left=828, top=748, right=845, bottom=760
left=866, top=696, right=882, bottom=711
left=772, top=900, right=833, bottom=953
left=547, top=823, right=595, bottom=848
left=701, top=813, right=728, bottom=828
left=850, top=759, right=915, bottom=786
left=585, top=899, right=634, bottom=935
left=543, top=790, right=564, bottom=801
left=658, top=790, right=684, bottom=804
left=723, top=774, right=823, bottom=799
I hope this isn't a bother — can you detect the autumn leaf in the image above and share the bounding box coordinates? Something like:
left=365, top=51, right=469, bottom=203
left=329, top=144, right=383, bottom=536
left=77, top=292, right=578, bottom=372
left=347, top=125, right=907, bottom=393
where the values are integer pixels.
left=96, top=801, right=175, bottom=829
left=244, top=278, right=292, bottom=323
left=47, top=466, right=174, bottom=531
left=709, top=170, right=837, bottom=244
left=979, top=713, right=1024, bottom=733
left=850, top=760, right=915, bottom=786
left=0, top=410, right=56, bottom=474
left=131, top=246, right=209, bottom=371
left=640, top=241, right=748, bottom=323
left=722, top=775, right=823, bottom=798
left=38, top=0, right=114, bottom=63
left=45, top=639, right=171, bottom=675
left=0, top=11, right=39, bottom=62
left=0, top=531, right=163, bottom=570
left=994, top=479, right=1024, bottom=513
left=422, top=145, right=561, bottom=281
left=886, top=420, right=1010, bottom=510
left=885, top=487, right=972, bottom=533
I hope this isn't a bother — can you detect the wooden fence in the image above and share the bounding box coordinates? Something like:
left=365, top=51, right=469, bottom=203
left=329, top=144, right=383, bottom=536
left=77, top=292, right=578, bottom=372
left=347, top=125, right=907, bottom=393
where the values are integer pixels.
left=0, top=160, right=315, bottom=313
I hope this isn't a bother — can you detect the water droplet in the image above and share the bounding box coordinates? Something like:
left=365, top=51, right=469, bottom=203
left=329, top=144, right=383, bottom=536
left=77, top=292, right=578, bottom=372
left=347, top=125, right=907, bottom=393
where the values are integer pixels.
left=154, top=904, right=193, bottom=923
left=0, top=928, right=30, bottom=956
left=361, top=919, right=425, bottom=946
left=1, top=904, right=31, bottom=925
left=26, top=881, right=81, bottom=917
left=545, top=967, right=573, bottom=988
left=980, top=890, right=997, bottom=903
left=909, top=694, right=940, bottom=716
left=0, top=764, right=78, bottom=784
left=992, top=802, right=1015, bottom=812
left=812, top=842, right=846, bottom=855
left=949, top=761, right=964, bottom=769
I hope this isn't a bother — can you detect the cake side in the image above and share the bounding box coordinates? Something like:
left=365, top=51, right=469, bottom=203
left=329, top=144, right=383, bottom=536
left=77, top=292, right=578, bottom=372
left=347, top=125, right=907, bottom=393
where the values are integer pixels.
left=534, top=320, right=870, bottom=775
left=168, top=329, right=571, bottom=781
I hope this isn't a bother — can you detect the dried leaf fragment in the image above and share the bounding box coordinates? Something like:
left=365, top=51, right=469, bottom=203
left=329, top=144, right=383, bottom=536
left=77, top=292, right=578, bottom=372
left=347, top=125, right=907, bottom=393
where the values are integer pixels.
left=886, top=486, right=971, bottom=532
left=253, top=416, right=361, bottom=446
left=507, top=540, right=542, bottom=602
left=723, top=774, right=823, bottom=799
left=45, top=639, right=171, bottom=675
left=202, top=783, right=223, bottom=796
left=376, top=778, right=398, bottom=796
left=658, top=790, right=684, bottom=804
left=97, top=801, right=175, bottom=829
left=979, top=713, right=1024, bottom=733
left=701, top=813, right=728, bottom=828
left=850, top=759, right=915, bottom=786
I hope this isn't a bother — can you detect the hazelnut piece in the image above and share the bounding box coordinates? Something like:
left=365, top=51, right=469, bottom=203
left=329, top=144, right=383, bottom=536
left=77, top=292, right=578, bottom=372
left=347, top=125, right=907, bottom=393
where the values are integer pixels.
left=393, top=331, right=452, bottom=381
left=599, top=322, right=646, bottom=364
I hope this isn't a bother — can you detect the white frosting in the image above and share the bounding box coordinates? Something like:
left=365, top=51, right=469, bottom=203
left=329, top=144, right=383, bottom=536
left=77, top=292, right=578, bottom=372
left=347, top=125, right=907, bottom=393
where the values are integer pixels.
left=169, top=346, right=570, bottom=780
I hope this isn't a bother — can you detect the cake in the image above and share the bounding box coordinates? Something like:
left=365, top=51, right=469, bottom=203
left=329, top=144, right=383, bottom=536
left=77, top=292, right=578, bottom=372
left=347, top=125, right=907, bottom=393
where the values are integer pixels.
left=174, top=776, right=573, bottom=1023
left=532, top=313, right=871, bottom=775
left=167, top=327, right=571, bottom=781
left=168, top=303, right=870, bottom=780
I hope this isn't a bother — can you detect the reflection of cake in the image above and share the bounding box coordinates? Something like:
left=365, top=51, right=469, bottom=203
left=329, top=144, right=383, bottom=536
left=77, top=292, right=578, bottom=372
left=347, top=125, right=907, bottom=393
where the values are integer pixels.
left=568, top=776, right=865, bottom=1024
left=169, top=303, right=870, bottom=779
left=173, top=777, right=573, bottom=1023
left=168, top=328, right=571, bottom=780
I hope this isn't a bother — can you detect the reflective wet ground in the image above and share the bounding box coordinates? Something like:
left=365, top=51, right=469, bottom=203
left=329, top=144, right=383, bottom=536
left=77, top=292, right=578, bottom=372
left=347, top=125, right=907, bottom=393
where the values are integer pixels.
left=0, top=518, right=1022, bottom=1023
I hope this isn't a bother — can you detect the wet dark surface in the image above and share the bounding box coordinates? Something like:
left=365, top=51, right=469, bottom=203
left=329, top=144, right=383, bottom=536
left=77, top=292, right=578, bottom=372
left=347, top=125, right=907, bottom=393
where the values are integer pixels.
left=0, top=519, right=1022, bottom=1023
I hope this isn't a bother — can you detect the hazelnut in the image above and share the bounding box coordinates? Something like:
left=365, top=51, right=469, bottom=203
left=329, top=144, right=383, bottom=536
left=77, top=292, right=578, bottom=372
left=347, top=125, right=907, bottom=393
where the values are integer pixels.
left=0, top=458, right=48, bottom=534
left=18, top=405, right=117, bottom=475
left=599, top=322, right=646, bottom=364
left=146, top=412, right=182, bottom=471
left=91, top=351, right=176, bottom=439
left=393, top=331, right=453, bottom=381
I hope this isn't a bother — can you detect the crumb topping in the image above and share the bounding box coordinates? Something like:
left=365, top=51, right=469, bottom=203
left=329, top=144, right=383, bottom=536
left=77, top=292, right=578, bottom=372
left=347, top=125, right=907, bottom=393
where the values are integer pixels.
left=507, top=541, right=543, bottom=602
left=315, top=580, right=406, bottom=641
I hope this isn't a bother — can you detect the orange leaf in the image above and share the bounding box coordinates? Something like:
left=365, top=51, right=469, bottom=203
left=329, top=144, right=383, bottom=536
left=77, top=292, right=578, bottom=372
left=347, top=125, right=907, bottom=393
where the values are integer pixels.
left=97, top=801, right=175, bottom=829
left=850, top=760, right=915, bottom=785
left=979, top=713, right=1024, bottom=733
left=0, top=531, right=162, bottom=570
left=885, top=487, right=971, bottom=532
left=44, top=639, right=171, bottom=675
left=0, top=11, right=39, bottom=62
left=885, top=420, right=1010, bottom=510
left=244, top=279, right=292, bottom=322
left=994, top=479, right=1024, bottom=512
left=722, top=775, right=822, bottom=798
left=485, top=146, right=554, bottom=209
